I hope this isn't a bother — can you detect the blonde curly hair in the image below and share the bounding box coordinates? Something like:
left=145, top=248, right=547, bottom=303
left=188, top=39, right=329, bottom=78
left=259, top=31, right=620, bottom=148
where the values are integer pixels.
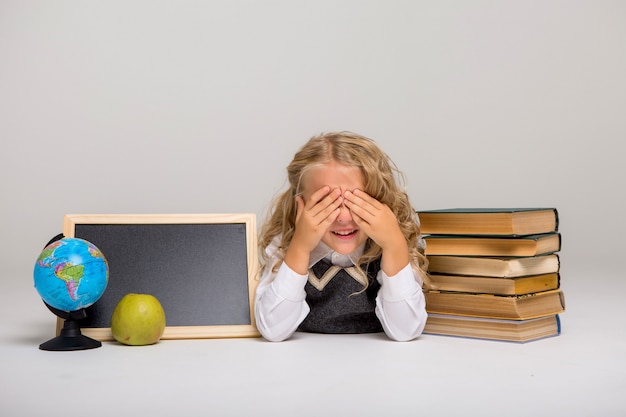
left=259, top=131, right=429, bottom=286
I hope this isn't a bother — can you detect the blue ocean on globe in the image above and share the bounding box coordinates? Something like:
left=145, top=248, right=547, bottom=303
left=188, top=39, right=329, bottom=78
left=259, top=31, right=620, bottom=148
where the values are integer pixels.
left=34, top=237, right=109, bottom=312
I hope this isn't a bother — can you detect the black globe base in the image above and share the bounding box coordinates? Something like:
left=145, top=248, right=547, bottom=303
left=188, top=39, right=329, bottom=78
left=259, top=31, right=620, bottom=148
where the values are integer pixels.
left=39, top=302, right=102, bottom=351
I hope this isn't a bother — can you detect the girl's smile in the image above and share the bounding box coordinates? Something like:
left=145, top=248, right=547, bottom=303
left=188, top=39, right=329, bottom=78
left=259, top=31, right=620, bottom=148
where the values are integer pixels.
left=332, top=229, right=358, bottom=237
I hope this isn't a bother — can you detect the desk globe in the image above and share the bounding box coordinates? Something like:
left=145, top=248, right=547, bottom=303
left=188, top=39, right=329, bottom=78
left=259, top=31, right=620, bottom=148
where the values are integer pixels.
left=34, top=235, right=109, bottom=351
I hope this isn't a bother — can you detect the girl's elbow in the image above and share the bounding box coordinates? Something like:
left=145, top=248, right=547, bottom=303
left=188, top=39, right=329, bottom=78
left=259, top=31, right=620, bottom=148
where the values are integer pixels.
left=255, top=316, right=295, bottom=342
left=381, top=314, right=427, bottom=342
left=258, top=328, right=293, bottom=342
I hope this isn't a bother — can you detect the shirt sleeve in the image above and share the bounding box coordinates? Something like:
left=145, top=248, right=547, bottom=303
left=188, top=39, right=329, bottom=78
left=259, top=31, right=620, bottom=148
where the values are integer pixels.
left=375, top=263, right=428, bottom=342
left=254, top=245, right=310, bottom=342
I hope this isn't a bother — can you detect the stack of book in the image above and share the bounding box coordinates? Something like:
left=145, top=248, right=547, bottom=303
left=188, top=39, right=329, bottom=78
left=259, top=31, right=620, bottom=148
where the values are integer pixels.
left=417, top=208, right=565, bottom=342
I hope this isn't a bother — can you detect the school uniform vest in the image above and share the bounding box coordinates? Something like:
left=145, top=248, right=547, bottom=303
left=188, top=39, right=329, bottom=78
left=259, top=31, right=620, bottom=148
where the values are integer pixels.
left=298, top=258, right=384, bottom=334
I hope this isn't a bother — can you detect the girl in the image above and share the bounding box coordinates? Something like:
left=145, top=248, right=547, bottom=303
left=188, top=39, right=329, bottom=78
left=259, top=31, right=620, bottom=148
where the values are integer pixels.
left=254, top=131, right=428, bottom=342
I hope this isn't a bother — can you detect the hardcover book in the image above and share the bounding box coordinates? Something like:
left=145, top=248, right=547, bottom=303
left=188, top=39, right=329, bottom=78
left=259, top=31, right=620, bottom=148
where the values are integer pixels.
left=424, top=289, right=566, bottom=320
left=427, top=272, right=560, bottom=296
left=417, top=208, right=558, bottom=236
left=426, top=254, right=560, bottom=278
left=424, top=313, right=561, bottom=342
left=423, top=233, right=561, bottom=257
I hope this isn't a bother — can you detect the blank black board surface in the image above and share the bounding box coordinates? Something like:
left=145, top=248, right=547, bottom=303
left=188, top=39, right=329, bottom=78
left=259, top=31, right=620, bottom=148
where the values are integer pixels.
left=61, top=214, right=260, bottom=340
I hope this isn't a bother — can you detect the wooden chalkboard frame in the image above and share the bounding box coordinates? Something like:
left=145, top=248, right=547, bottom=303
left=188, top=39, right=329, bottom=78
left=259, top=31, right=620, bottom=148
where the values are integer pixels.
left=61, top=213, right=260, bottom=340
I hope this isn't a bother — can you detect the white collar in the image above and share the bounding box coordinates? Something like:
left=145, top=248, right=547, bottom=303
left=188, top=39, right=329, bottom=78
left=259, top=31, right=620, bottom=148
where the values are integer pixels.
left=308, top=241, right=366, bottom=268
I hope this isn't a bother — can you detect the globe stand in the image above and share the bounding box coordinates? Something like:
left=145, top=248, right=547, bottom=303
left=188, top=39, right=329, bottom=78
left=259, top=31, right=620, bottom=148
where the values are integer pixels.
left=39, top=302, right=102, bottom=351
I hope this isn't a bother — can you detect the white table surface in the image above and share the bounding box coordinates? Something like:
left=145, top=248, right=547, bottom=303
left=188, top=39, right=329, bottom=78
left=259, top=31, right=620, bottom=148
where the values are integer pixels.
left=2, top=265, right=624, bottom=417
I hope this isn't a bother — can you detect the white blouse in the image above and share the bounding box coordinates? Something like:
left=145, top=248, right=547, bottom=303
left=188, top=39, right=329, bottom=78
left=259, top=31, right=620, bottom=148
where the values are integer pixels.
left=254, top=236, right=427, bottom=342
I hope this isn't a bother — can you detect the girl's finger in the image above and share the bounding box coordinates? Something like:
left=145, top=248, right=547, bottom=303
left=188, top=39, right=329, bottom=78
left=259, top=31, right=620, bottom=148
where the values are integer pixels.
left=353, top=189, right=383, bottom=209
left=345, top=190, right=376, bottom=217
left=310, top=188, right=342, bottom=217
left=306, top=186, right=332, bottom=208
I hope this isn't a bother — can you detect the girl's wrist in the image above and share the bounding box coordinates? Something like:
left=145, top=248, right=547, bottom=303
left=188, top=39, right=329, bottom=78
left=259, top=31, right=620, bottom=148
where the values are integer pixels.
left=380, top=238, right=410, bottom=276
left=284, top=244, right=311, bottom=275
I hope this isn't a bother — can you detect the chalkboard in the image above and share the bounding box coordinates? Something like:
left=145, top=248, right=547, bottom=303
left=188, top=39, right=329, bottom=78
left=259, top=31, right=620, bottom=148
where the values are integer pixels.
left=61, top=214, right=260, bottom=340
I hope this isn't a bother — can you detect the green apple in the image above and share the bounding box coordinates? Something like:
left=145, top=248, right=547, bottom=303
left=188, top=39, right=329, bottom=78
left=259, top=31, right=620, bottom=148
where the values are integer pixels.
left=110, top=293, right=166, bottom=346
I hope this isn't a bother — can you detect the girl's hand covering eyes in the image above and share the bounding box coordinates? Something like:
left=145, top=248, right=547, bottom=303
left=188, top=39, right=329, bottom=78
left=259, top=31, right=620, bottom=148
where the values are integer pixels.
left=344, top=189, right=409, bottom=275
left=284, top=186, right=343, bottom=274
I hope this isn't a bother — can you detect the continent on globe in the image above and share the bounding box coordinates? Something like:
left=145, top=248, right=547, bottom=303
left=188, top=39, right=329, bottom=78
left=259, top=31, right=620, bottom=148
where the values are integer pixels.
left=53, top=262, right=84, bottom=301
left=34, top=237, right=109, bottom=312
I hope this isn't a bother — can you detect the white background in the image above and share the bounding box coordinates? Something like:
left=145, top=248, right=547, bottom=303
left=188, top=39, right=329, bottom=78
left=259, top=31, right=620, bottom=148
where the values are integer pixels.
left=1, top=1, right=624, bottom=416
